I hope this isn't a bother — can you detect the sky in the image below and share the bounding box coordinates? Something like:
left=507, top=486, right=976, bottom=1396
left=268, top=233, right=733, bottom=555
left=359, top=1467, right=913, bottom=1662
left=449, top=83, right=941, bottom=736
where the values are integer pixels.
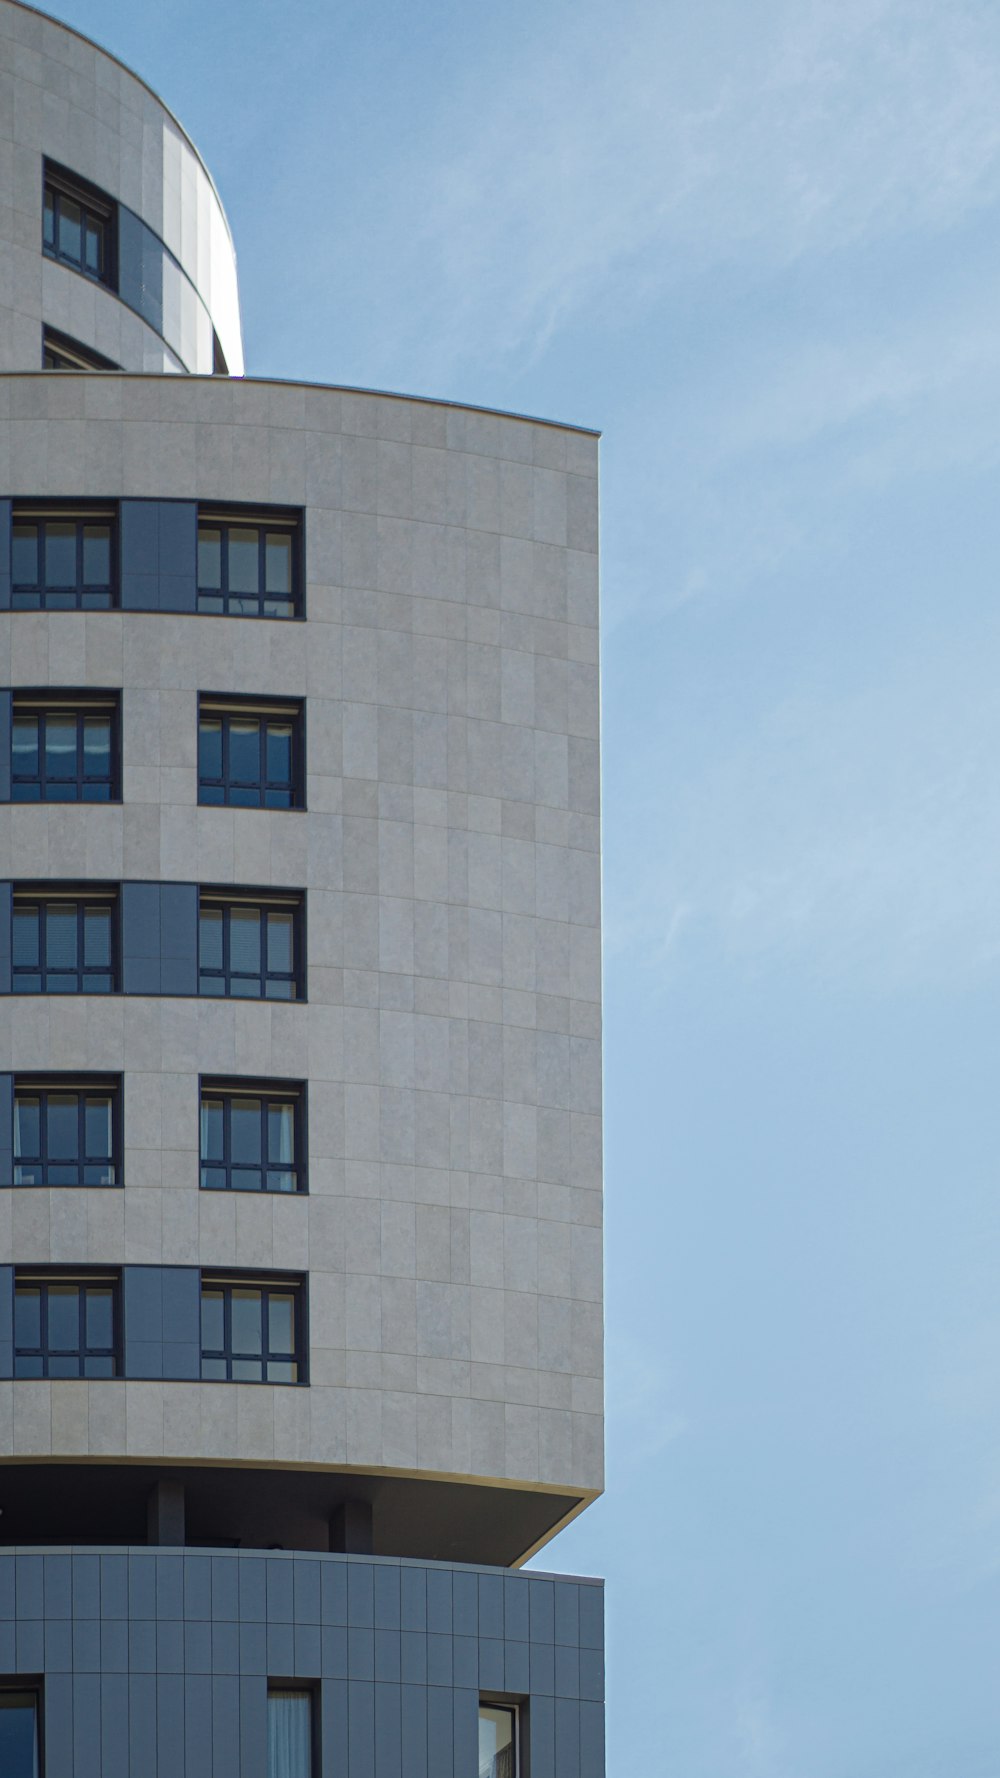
left=49, top=0, right=1000, bottom=1769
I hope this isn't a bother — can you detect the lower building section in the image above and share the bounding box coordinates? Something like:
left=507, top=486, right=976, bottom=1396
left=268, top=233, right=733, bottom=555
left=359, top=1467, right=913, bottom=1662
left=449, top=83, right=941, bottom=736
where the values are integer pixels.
left=0, top=1548, right=604, bottom=1777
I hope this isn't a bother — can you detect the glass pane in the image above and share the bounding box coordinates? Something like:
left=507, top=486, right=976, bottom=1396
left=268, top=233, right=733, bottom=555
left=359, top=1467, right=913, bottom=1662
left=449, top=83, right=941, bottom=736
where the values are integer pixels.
left=201, top=1166, right=227, bottom=1191
left=84, top=1096, right=112, bottom=1160
left=265, top=533, right=292, bottom=595
left=231, top=1099, right=262, bottom=1164
left=47, top=1283, right=80, bottom=1352
left=83, top=715, right=112, bottom=781
left=84, top=1355, right=114, bottom=1378
left=14, top=1289, right=40, bottom=1349
left=268, top=1103, right=295, bottom=1166
left=48, top=1354, right=81, bottom=1378
left=46, top=904, right=78, bottom=973
left=58, top=195, right=82, bottom=262
left=268, top=1293, right=296, bottom=1356
left=44, top=521, right=76, bottom=587
left=229, top=718, right=260, bottom=785
left=201, top=1290, right=224, bottom=1351
left=47, top=1094, right=79, bottom=1161
left=267, top=1170, right=297, bottom=1193
left=266, top=723, right=293, bottom=786
left=14, top=1356, right=43, bottom=1379
left=232, top=1168, right=263, bottom=1192
left=232, top=1289, right=263, bottom=1355
left=199, top=718, right=223, bottom=782
left=267, top=1689, right=311, bottom=1778
left=12, top=526, right=38, bottom=585
left=85, top=1287, right=114, bottom=1350
left=199, top=907, right=223, bottom=971
left=12, top=715, right=39, bottom=779
left=202, top=1356, right=227, bottom=1380
left=84, top=217, right=102, bottom=274
left=82, top=525, right=110, bottom=586
left=201, top=1098, right=224, bottom=1163
left=232, top=1357, right=264, bottom=1381
left=267, top=911, right=294, bottom=976
left=230, top=907, right=262, bottom=976
left=228, top=528, right=259, bottom=595
left=44, top=188, right=55, bottom=245
left=12, top=908, right=40, bottom=970
left=13, top=1097, right=40, bottom=1161
left=198, top=527, right=222, bottom=590
left=44, top=713, right=76, bottom=782
left=267, top=1360, right=297, bottom=1384
left=83, top=1163, right=116, bottom=1186
left=479, top=1706, right=516, bottom=1778
left=83, top=905, right=111, bottom=969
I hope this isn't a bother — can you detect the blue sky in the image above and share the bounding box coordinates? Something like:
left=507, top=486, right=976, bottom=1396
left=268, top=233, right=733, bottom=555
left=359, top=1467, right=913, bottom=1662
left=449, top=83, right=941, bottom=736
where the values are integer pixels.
left=55, top=0, right=1000, bottom=1768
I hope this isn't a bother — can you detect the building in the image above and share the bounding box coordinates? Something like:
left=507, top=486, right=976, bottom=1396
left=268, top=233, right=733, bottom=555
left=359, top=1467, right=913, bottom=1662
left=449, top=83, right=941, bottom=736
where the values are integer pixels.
left=0, top=3, right=604, bottom=1772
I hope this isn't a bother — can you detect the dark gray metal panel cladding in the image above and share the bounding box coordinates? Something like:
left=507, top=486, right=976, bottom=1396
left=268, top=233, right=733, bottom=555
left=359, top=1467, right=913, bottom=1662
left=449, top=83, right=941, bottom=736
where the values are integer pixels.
left=0, top=498, right=10, bottom=610
left=0, top=690, right=11, bottom=801
left=0, top=1263, right=13, bottom=1377
left=120, top=500, right=197, bottom=612
left=161, top=1265, right=201, bottom=1380
left=158, top=882, right=199, bottom=995
left=122, top=1265, right=164, bottom=1380
left=0, top=1075, right=12, bottom=1192
left=157, top=502, right=198, bottom=614
left=120, top=881, right=162, bottom=993
left=0, top=881, right=11, bottom=994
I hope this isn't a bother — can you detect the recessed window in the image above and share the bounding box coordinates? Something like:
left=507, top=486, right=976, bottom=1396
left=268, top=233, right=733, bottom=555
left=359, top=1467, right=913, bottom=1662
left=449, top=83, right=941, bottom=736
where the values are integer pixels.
left=43, top=159, right=115, bottom=287
left=12, top=1078, right=120, bottom=1187
left=14, top=1273, right=120, bottom=1378
left=0, top=1683, right=41, bottom=1777
left=43, top=325, right=118, bottom=371
left=12, top=694, right=119, bottom=802
left=200, top=1081, right=305, bottom=1193
left=197, top=509, right=301, bottom=618
left=12, top=505, right=116, bottom=610
left=198, top=892, right=303, bottom=1000
left=479, top=1705, right=518, bottom=1778
left=201, top=1276, right=304, bottom=1383
left=198, top=698, right=304, bottom=809
left=13, top=889, right=117, bottom=993
left=268, top=1686, right=314, bottom=1778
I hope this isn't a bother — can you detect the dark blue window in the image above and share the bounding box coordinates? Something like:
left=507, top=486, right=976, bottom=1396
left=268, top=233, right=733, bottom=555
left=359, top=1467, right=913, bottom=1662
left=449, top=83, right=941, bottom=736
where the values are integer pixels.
left=43, top=161, right=114, bottom=287
left=12, top=510, right=115, bottom=609
left=200, top=1082, right=304, bottom=1193
left=198, top=701, right=302, bottom=808
left=15, top=1275, right=119, bottom=1377
left=199, top=895, right=302, bottom=999
left=13, top=1081, right=119, bottom=1186
left=43, top=325, right=119, bottom=371
left=201, top=1278, right=303, bottom=1382
left=197, top=512, right=300, bottom=617
left=12, top=697, right=118, bottom=801
left=0, top=1687, right=41, bottom=1776
left=13, top=894, right=116, bottom=992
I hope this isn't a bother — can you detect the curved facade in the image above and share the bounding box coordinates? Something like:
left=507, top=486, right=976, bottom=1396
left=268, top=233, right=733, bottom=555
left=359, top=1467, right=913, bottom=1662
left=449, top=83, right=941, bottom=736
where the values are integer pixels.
left=0, top=5, right=602, bottom=1774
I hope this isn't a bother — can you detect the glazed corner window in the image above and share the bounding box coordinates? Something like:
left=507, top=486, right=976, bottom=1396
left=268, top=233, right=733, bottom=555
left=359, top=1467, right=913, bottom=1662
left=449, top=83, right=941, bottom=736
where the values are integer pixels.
left=200, top=1081, right=305, bottom=1193
left=267, top=1686, right=314, bottom=1778
left=12, top=1078, right=120, bottom=1186
left=43, top=159, right=116, bottom=286
left=197, top=509, right=301, bottom=618
left=43, top=325, right=119, bottom=371
left=12, top=505, right=116, bottom=609
left=198, top=892, right=303, bottom=1000
left=198, top=698, right=304, bottom=809
left=14, top=1273, right=119, bottom=1377
left=0, top=1683, right=42, bottom=1777
left=479, top=1705, right=518, bottom=1778
left=13, top=890, right=117, bottom=993
left=201, top=1276, right=304, bottom=1382
left=12, top=694, right=119, bottom=802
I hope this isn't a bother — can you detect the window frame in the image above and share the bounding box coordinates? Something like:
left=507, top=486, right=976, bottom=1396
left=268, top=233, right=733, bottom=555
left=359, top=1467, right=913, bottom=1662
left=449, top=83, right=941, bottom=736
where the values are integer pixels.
left=198, top=889, right=305, bottom=1002
left=266, top=1681, right=319, bottom=1778
left=42, top=158, right=117, bottom=290
left=11, top=691, right=121, bottom=804
left=197, top=695, right=306, bottom=811
left=11, top=1074, right=123, bottom=1189
left=196, top=506, right=304, bottom=620
left=478, top=1701, right=521, bottom=1778
left=199, top=1078, right=307, bottom=1195
left=13, top=1269, right=121, bottom=1379
left=0, top=1677, right=43, bottom=1777
left=12, top=885, right=119, bottom=994
left=200, top=1273, right=307, bottom=1384
left=42, top=325, right=119, bottom=371
left=11, top=502, right=118, bottom=611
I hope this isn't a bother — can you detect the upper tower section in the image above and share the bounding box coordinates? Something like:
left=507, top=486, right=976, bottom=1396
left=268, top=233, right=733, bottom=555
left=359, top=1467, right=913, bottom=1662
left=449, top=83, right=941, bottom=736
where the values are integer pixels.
left=0, top=0, right=243, bottom=375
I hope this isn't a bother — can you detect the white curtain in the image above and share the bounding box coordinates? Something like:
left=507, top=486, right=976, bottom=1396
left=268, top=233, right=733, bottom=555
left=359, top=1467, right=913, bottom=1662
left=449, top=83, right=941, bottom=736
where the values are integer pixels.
left=268, top=1690, right=311, bottom=1778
